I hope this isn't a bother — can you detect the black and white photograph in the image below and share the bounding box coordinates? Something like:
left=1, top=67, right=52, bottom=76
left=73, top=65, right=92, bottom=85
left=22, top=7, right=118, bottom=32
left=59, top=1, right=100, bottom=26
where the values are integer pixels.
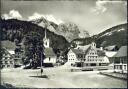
left=0, top=0, right=127, bottom=88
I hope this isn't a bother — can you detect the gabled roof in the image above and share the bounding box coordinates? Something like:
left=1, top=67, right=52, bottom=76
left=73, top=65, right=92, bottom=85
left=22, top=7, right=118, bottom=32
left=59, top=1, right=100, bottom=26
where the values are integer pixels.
left=8, top=50, right=15, bottom=55
left=75, top=44, right=90, bottom=51
left=105, top=51, right=117, bottom=57
left=44, top=47, right=56, bottom=57
left=70, top=49, right=84, bottom=55
left=104, top=45, right=117, bottom=51
left=114, top=46, right=127, bottom=57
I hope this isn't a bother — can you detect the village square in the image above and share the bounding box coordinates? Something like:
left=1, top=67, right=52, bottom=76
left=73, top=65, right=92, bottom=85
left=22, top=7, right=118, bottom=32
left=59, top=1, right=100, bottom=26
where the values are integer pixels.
left=0, top=29, right=127, bottom=88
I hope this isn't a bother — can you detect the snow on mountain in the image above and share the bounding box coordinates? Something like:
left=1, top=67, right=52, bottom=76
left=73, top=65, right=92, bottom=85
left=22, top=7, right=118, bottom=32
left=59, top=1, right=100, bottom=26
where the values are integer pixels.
left=99, top=26, right=126, bottom=38
left=117, top=28, right=125, bottom=32
left=28, top=13, right=63, bottom=25
left=1, top=10, right=22, bottom=20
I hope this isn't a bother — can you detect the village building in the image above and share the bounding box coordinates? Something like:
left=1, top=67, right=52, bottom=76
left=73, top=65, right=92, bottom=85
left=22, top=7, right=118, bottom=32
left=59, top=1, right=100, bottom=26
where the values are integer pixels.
left=113, top=46, right=127, bottom=73
left=43, top=29, right=57, bottom=66
left=1, top=41, right=16, bottom=68
left=67, top=48, right=85, bottom=67
left=0, top=48, right=15, bottom=68
left=1, top=40, right=24, bottom=68
left=67, top=42, right=110, bottom=68
left=73, top=40, right=83, bottom=45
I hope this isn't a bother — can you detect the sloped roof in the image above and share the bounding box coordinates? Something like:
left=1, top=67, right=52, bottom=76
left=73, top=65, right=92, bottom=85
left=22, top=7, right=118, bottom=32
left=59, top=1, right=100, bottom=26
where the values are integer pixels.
left=114, top=46, right=127, bottom=57
left=76, top=44, right=90, bottom=50
left=8, top=50, right=15, bottom=55
left=104, top=45, right=117, bottom=51
left=1, top=40, right=16, bottom=50
left=71, top=49, right=84, bottom=54
left=105, top=51, right=117, bottom=57
left=44, top=47, right=56, bottom=57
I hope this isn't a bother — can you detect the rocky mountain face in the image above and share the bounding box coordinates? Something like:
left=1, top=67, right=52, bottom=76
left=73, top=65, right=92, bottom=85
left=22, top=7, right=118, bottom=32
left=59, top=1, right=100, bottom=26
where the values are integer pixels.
left=30, top=17, right=90, bottom=42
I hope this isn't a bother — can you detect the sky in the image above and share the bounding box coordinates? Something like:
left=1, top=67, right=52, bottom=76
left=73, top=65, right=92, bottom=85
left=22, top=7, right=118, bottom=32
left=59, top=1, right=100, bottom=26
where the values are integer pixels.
left=1, top=0, right=127, bottom=35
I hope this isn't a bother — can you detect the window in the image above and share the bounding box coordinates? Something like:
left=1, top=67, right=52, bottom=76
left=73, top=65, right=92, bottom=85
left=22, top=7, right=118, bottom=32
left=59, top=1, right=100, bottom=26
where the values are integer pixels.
left=0, top=61, right=2, bottom=64
left=5, top=61, right=8, bottom=64
left=124, top=65, right=126, bottom=70
left=10, top=61, right=13, bottom=64
left=7, top=65, right=10, bottom=67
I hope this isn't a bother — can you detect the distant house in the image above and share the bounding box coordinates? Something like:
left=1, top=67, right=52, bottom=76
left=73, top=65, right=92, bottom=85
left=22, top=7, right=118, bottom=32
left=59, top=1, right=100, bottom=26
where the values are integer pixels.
left=67, top=42, right=110, bottom=67
left=113, top=46, right=127, bottom=73
left=0, top=48, right=15, bottom=68
left=43, top=29, right=57, bottom=67
left=1, top=41, right=16, bottom=68
left=104, top=45, right=119, bottom=51
left=73, top=40, right=83, bottom=45
left=67, top=48, right=85, bottom=66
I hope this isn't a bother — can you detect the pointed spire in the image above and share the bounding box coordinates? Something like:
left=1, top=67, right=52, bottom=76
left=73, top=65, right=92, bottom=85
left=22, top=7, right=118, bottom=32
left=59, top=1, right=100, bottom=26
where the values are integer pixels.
left=44, top=29, right=47, bottom=39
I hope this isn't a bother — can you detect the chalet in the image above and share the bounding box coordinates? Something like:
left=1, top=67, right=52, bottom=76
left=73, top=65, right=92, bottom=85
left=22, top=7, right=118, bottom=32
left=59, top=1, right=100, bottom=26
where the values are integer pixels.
left=67, top=48, right=85, bottom=66
left=113, top=46, right=127, bottom=73
left=43, top=29, right=57, bottom=67
left=83, top=42, right=109, bottom=67
left=67, top=42, right=110, bottom=68
left=0, top=48, right=15, bottom=68
left=1, top=41, right=16, bottom=68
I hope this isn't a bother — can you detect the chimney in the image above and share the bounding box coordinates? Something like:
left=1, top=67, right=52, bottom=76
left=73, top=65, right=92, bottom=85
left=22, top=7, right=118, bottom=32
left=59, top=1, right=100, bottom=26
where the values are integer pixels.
left=100, top=47, right=103, bottom=50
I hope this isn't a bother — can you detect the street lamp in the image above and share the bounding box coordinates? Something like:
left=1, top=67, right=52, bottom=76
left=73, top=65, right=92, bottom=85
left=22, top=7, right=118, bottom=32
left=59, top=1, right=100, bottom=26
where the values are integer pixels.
left=40, top=51, right=43, bottom=76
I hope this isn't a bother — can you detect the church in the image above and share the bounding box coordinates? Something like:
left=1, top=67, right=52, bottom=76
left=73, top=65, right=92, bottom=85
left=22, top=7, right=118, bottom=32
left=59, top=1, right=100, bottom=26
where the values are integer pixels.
left=43, top=29, right=57, bottom=67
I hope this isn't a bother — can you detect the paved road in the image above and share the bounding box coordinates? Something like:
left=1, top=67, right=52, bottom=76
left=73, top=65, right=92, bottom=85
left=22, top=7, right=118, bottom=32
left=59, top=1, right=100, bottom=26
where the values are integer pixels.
left=1, top=67, right=127, bottom=88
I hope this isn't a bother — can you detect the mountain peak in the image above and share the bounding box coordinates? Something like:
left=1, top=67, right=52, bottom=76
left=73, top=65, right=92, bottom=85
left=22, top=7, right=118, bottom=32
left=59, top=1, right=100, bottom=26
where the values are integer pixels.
left=28, top=13, right=63, bottom=25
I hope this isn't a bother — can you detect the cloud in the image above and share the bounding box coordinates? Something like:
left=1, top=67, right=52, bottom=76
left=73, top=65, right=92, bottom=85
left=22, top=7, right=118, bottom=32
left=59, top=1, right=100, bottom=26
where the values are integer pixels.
left=28, top=12, right=63, bottom=25
left=2, top=9, right=22, bottom=20
left=91, top=0, right=127, bottom=14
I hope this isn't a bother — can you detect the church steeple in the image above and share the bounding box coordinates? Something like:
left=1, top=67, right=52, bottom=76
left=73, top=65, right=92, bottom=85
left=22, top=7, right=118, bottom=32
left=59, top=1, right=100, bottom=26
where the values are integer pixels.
left=44, top=28, right=47, bottom=39
left=43, top=29, right=50, bottom=48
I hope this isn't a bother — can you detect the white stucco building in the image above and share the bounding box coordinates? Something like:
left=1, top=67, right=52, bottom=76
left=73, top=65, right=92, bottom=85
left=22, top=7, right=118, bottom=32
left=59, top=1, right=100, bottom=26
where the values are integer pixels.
left=67, top=42, right=110, bottom=67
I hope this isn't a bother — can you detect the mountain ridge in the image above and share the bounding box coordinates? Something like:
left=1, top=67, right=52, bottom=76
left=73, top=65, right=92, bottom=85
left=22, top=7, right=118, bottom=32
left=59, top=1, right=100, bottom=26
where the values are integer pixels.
left=72, top=23, right=127, bottom=48
left=30, top=17, right=90, bottom=42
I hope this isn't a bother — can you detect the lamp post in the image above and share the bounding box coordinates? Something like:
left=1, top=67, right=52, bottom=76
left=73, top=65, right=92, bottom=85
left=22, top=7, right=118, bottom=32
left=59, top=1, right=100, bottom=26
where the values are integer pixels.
left=40, top=51, right=43, bottom=76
